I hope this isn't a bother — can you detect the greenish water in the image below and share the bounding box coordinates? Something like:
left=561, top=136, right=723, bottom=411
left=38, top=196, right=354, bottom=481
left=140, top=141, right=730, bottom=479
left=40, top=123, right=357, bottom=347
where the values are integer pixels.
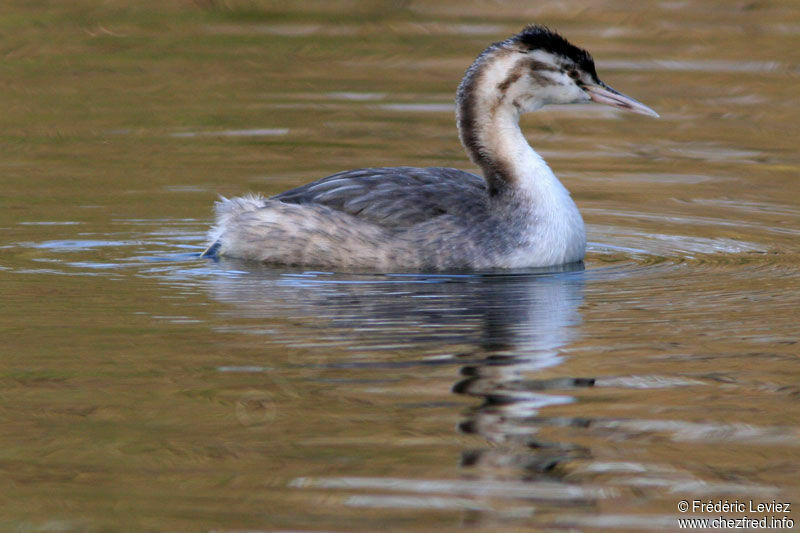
left=2, top=1, right=799, bottom=531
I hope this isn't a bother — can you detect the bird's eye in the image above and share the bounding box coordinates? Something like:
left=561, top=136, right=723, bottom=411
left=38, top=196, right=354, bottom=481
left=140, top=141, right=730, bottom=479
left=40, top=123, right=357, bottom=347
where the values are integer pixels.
left=567, top=69, right=581, bottom=80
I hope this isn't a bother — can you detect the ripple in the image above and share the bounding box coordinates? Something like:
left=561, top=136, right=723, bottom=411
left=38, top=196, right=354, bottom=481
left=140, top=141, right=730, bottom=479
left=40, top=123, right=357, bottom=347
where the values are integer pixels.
left=64, top=261, right=127, bottom=269
left=594, top=375, right=707, bottom=389
left=688, top=198, right=800, bottom=218
left=216, top=366, right=270, bottom=373
left=600, top=59, right=783, bottom=73
left=18, top=221, right=83, bottom=226
left=345, top=495, right=493, bottom=511
left=589, top=218, right=780, bottom=246
left=554, top=513, right=716, bottom=531
left=171, top=128, right=289, bottom=138
left=575, top=172, right=720, bottom=184
left=205, top=23, right=356, bottom=37
left=290, top=476, right=616, bottom=501
left=665, top=144, right=764, bottom=162
left=594, top=418, right=799, bottom=445
left=326, top=92, right=386, bottom=101
left=28, top=239, right=132, bottom=251
left=375, top=103, right=453, bottom=113
left=204, top=22, right=505, bottom=38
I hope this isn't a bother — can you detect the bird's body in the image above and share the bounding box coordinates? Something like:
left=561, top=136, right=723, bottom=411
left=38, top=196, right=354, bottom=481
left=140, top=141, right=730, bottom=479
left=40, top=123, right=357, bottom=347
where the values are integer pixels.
left=206, top=25, right=657, bottom=271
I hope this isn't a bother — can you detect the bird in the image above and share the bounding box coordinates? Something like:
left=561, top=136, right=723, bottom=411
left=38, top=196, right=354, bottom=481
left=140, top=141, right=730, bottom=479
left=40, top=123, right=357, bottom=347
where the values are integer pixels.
left=204, top=25, right=658, bottom=271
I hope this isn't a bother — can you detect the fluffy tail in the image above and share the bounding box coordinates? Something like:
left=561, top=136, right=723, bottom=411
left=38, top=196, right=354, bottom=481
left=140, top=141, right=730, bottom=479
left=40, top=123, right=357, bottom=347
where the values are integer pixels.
left=203, top=194, right=266, bottom=257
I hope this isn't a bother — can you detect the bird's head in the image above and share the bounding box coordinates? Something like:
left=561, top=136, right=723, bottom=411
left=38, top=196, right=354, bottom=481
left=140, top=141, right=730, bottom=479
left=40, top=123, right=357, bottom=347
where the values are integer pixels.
left=461, top=25, right=659, bottom=118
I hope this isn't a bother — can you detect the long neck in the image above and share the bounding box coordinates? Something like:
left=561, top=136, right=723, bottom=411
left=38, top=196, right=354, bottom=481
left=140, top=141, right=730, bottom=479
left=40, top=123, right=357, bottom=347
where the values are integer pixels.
left=456, top=51, right=557, bottom=198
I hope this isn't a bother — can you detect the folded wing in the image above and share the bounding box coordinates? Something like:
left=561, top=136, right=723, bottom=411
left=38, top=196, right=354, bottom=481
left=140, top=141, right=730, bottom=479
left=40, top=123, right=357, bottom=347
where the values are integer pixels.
left=273, top=166, right=489, bottom=228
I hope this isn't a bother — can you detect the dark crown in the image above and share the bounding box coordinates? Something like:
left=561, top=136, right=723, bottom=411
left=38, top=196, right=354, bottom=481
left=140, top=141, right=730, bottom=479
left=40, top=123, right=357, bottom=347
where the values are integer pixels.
left=512, top=25, right=598, bottom=81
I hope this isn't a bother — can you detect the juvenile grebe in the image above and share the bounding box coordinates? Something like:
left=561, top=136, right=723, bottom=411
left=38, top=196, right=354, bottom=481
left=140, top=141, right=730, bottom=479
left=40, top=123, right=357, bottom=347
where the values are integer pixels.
left=205, top=25, right=658, bottom=270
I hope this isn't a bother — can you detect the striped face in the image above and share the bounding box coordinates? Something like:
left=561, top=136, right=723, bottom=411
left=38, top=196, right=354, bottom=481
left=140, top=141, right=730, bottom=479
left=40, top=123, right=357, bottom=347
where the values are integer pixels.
left=465, top=25, right=659, bottom=117
left=489, top=47, right=597, bottom=111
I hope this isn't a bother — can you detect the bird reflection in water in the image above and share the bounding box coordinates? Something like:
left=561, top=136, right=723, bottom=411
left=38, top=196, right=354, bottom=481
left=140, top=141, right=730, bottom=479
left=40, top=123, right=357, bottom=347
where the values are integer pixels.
left=443, top=266, right=595, bottom=482
left=207, top=260, right=595, bottom=508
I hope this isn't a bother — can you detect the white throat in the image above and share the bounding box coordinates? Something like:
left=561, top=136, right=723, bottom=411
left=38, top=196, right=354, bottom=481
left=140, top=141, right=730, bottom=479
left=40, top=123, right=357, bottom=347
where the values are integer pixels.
left=456, top=50, right=586, bottom=265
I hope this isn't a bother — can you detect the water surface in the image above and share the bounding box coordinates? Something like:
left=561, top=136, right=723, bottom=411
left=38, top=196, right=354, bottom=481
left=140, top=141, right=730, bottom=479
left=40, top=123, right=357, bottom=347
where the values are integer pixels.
left=2, top=1, right=799, bottom=531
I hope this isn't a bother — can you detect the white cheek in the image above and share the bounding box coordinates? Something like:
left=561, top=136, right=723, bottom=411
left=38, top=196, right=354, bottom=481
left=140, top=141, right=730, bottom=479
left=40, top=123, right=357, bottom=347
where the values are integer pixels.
left=534, top=82, right=576, bottom=105
left=570, top=84, right=591, bottom=103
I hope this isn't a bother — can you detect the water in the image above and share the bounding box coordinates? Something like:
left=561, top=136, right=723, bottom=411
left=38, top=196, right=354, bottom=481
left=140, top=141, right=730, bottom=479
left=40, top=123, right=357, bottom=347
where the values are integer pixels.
left=2, top=1, right=799, bottom=531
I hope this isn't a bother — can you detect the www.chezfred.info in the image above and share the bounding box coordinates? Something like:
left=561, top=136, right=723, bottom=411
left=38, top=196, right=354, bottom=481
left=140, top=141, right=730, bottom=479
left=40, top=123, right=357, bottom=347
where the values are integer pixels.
left=677, top=499, right=793, bottom=530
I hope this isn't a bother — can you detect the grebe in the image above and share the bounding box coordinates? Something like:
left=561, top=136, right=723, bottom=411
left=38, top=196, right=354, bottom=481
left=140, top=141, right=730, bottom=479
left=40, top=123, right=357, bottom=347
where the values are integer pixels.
left=205, top=25, right=658, bottom=270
